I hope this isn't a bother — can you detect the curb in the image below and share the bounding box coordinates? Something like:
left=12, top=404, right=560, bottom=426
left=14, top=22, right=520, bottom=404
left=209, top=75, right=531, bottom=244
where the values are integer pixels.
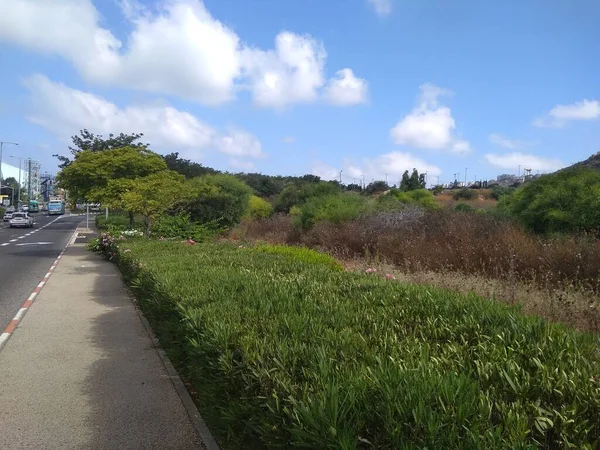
left=131, top=294, right=221, bottom=450
left=0, top=228, right=79, bottom=353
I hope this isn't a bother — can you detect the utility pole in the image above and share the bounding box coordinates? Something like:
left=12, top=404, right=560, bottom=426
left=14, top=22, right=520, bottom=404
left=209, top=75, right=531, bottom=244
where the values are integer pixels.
left=385, top=173, right=388, bottom=184
left=339, top=170, right=343, bottom=191
left=9, top=155, right=23, bottom=205
left=0, top=141, right=19, bottom=183
left=362, top=175, right=365, bottom=190
left=27, top=158, right=32, bottom=202
left=518, top=165, right=521, bottom=177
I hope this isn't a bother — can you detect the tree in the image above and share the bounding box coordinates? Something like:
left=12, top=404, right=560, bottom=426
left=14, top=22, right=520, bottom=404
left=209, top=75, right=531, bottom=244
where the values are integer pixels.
left=365, top=180, right=389, bottom=195
left=0, top=176, right=21, bottom=205
left=346, top=183, right=362, bottom=192
left=57, top=146, right=168, bottom=226
left=163, top=152, right=219, bottom=178
left=175, top=174, right=253, bottom=227
left=115, top=171, right=185, bottom=237
left=408, top=169, right=420, bottom=190
left=248, top=195, right=274, bottom=219
left=54, top=129, right=148, bottom=168
left=400, top=170, right=411, bottom=191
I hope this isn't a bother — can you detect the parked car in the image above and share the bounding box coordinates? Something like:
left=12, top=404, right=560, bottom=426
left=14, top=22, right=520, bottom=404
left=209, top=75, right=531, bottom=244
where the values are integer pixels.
left=9, top=212, right=34, bottom=228
left=3, top=210, right=14, bottom=222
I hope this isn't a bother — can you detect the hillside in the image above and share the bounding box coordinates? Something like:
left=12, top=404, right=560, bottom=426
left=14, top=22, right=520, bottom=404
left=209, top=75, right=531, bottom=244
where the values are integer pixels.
left=565, top=151, right=600, bottom=171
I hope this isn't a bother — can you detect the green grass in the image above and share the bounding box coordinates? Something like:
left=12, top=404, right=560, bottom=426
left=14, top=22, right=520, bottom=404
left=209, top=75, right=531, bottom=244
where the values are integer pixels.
left=114, top=240, right=600, bottom=449
left=96, top=212, right=145, bottom=231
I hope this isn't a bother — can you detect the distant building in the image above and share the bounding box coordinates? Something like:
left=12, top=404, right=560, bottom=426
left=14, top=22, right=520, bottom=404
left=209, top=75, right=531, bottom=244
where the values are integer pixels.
left=41, top=172, right=57, bottom=202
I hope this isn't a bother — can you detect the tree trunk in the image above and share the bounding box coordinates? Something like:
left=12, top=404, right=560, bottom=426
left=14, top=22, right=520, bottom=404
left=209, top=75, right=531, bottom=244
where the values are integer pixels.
left=129, top=210, right=134, bottom=228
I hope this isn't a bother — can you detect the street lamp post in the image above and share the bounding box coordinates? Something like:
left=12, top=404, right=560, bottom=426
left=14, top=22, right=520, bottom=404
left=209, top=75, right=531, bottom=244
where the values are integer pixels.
left=0, top=141, right=19, bottom=183
left=9, top=155, right=24, bottom=206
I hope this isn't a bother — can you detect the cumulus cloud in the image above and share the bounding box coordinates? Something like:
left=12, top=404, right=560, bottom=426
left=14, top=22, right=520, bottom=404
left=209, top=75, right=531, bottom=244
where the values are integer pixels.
left=367, top=0, right=393, bottom=16
left=324, top=69, right=368, bottom=106
left=0, top=0, right=368, bottom=109
left=533, top=99, right=600, bottom=128
left=312, top=152, right=441, bottom=184
left=484, top=152, right=564, bottom=172
left=23, top=74, right=263, bottom=166
left=390, top=84, right=471, bottom=154
left=489, top=133, right=537, bottom=150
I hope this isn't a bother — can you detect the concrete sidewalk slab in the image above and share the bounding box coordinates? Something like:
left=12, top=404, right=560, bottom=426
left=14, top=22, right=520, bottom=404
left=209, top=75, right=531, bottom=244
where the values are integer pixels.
left=0, top=229, right=207, bottom=449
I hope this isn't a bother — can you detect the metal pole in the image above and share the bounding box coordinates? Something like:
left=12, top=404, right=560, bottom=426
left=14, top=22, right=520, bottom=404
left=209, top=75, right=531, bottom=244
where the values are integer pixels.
left=86, top=204, right=89, bottom=231
left=105, top=206, right=108, bottom=220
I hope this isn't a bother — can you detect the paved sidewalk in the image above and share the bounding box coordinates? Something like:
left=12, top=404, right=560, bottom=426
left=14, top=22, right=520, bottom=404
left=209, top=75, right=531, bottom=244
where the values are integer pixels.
left=0, top=227, right=208, bottom=449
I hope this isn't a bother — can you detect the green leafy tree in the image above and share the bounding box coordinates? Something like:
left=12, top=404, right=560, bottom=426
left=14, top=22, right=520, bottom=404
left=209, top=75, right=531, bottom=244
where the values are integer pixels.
left=408, top=169, right=420, bottom=190
left=248, top=195, right=274, bottom=219
left=115, top=171, right=185, bottom=237
left=274, top=181, right=340, bottom=213
left=54, top=129, right=148, bottom=168
left=400, top=170, right=411, bottom=191
left=176, top=174, right=253, bottom=227
left=365, top=180, right=389, bottom=195
left=163, top=152, right=219, bottom=178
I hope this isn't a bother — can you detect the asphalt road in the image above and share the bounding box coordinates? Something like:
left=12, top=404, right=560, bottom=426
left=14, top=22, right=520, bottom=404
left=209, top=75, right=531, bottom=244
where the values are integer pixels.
left=0, top=213, right=83, bottom=331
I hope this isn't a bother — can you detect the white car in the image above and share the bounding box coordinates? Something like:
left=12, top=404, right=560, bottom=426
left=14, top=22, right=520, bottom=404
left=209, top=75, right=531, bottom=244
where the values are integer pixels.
left=3, top=211, right=13, bottom=222
left=9, top=212, right=34, bottom=228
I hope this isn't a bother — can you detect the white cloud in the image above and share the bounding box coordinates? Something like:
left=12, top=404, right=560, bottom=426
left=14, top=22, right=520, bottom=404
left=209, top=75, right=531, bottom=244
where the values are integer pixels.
left=23, top=74, right=263, bottom=164
left=367, top=0, right=393, bottom=16
left=489, top=133, right=537, bottom=150
left=534, top=99, right=600, bottom=128
left=484, top=152, right=564, bottom=172
left=313, top=152, right=441, bottom=183
left=324, top=69, right=368, bottom=106
left=0, top=0, right=367, bottom=109
left=390, top=84, right=471, bottom=154
left=282, top=136, right=296, bottom=144
left=241, top=32, right=327, bottom=109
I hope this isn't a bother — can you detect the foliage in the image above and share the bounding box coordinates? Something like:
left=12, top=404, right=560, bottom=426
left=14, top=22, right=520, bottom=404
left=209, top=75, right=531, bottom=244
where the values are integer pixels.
left=113, top=240, right=600, bottom=449
left=501, top=168, right=600, bottom=234
left=114, top=170, right=185, bottom=237
left=432, top=184, right=444, bottom=195
left=296, top=193, right=371, bottom=230
left=274, top=181, right=340, bottom=213
left=152, top=213, right=218, bottom=242
left=453, top=187, right=477, bottom=200
left=54, top=129, right=148, bottom=168
left=399, top=168, right=427, bottom=191
left=248, top=195, right=273, bottom=219
left=175, top=174, right=253, bottom=227
left=163, top=152, right=219, bottom=179
left=364, top=180, right=389, bottom=195
left=455, top=203, right=474, bottom=212
left=253, top=243, right=343, bottom=271
left=96, top=212, right=145, bottom=232
left=88, top=232, right=121, bottom=260
left=489, top=185, right=515, bottom=200
left=394, top=189, right=439, bottom=209
left=57, top=146, right=168, bottom=203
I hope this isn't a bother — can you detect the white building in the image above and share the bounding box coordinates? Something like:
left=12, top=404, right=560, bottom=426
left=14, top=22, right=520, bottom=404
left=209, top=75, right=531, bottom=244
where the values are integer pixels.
left=1, top=162, right=27, bottom=184
left=1, top=161, right=41, bottom=199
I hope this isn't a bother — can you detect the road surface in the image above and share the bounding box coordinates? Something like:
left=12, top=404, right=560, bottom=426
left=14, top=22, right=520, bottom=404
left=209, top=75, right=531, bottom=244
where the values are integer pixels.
left=0, top=214, right=82, bottom=331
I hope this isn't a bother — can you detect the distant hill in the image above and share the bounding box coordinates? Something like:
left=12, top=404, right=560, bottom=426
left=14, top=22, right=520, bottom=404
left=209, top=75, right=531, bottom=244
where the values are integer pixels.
left=564, top=151, right=600, bottom=171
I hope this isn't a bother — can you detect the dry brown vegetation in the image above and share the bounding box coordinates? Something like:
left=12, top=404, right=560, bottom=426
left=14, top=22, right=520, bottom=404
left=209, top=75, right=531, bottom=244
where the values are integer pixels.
left=233, top=210, right=600, bottom=332
left=435, top=189, right=498, bottom=209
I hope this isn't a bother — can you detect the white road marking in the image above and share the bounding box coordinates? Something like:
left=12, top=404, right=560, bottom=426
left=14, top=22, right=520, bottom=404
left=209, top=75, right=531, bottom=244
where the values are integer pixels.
left=15, top=242, right=53, bottom=246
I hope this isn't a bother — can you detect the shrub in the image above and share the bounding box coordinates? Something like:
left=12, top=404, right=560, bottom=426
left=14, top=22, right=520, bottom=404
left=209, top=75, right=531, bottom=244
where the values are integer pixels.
left=96, top=212, right=145, bottom=231
left=253, top=243, right=343, bottom=271
left=296, top=193, right=371, bottom=230
left=501, top=168, right=600, bottom=234
left=453, top=187, right=477, bottom=200
left=274, top=181, right=340, bottom=213
left=152, top=213, right=217, bottom=242
left=395, top=189, right=439, bottom=210
left=114, top=241, right=600, bottom=449
left=455, top=203, right=474, bottom=212
left=248, top=195, right=273, bottom=219
left=176, top=174, right=253, bottom=227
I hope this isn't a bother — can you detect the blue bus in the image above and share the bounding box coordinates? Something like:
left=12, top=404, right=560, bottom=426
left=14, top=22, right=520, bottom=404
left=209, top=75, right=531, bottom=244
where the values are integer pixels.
left=48, top=200, right=65, bottom=215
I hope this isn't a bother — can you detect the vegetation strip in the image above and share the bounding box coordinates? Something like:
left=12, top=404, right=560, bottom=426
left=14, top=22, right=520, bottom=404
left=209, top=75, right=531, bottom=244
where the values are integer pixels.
left=92, top=236, right=600, bottom=449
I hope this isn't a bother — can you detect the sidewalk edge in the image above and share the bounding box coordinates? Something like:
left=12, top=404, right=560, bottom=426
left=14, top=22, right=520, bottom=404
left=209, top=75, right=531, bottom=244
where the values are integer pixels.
left=129, top=291, right=221, bottom=450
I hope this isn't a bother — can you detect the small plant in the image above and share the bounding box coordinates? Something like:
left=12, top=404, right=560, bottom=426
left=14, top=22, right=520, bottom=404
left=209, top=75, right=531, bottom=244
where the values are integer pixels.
left=453, top=187, right=477, bottom=200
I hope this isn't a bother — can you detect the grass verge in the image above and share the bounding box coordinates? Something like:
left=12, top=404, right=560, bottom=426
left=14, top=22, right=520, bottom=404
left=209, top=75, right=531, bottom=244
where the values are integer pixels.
left=108, top=240, right=600, bottom=449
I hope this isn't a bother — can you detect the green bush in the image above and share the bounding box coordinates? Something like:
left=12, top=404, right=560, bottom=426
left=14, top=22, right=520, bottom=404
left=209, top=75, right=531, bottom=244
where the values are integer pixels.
left=248, top=195, right=273, bottom=219
left=96, top=213, right=145, bottom=231
left=501, top=168, right=600, bottom=234
left=395, top=189, right=439, bottom=209
left=455, top=203, right=474, bottom=212
left=296, top=193, right=371, bottom=230
left=114, top=241, right=600, bottom=449
left=489, top=185, right=515, bottom=201
left=453, top=188, right=477, bottom=200
left=152, top=213, right=217, bottom=242
left=177, top=174, right=253, bottom=227
left=274, top=181, right=340, bottom=213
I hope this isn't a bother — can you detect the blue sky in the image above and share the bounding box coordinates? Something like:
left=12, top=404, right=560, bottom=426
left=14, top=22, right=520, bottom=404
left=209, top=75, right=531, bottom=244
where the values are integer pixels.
left=0, top=0, right=598, bottom=186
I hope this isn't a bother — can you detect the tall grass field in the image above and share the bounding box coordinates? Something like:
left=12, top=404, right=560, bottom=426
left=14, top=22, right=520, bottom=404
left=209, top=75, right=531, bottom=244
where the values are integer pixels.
left=113, top=240, right=600, bottom=449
